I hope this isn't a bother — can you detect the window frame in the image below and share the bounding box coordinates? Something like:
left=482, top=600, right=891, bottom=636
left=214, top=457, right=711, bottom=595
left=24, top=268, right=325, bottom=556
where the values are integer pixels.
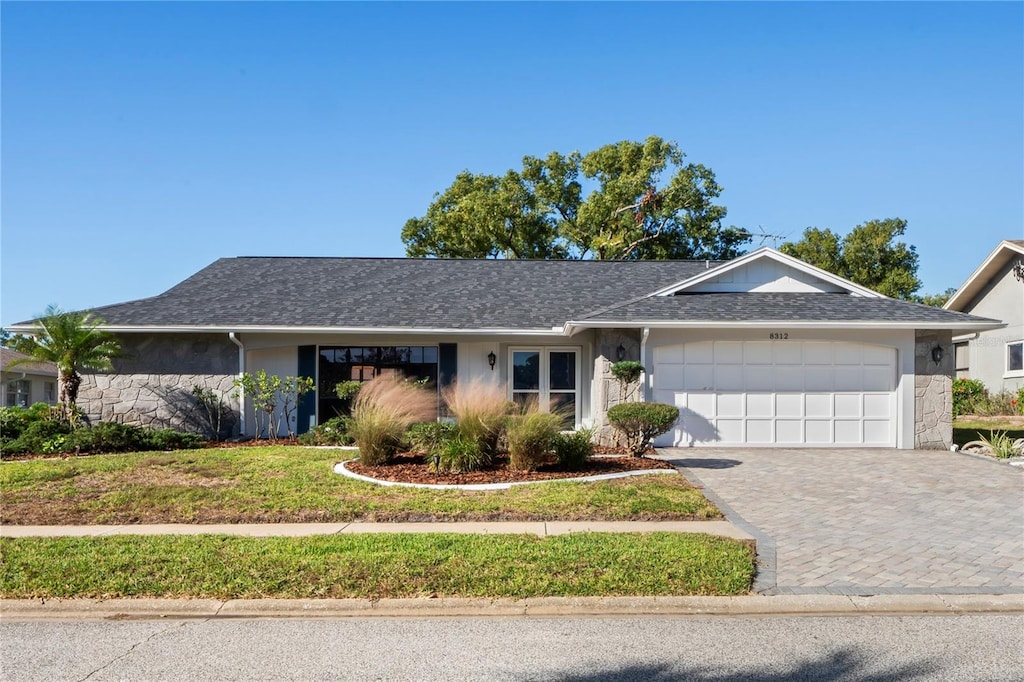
left=6, top=379, right=30, bottom=408
left=508, top=346, right=581, bottom=427
left=1006, top=340, right=1024, bottom=377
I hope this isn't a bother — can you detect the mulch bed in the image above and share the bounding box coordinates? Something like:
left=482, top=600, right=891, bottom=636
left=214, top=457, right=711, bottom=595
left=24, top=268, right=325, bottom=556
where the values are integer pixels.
left=345, top=450, right=672, bottom=486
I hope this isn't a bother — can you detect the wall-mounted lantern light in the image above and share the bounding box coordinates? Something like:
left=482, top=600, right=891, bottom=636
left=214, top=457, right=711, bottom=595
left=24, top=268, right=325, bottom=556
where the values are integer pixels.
left=487, top=351, right=497, bottom=371
left=931, top=345, right=944, bottom=364
left=616, top=344, right=626, bottom=361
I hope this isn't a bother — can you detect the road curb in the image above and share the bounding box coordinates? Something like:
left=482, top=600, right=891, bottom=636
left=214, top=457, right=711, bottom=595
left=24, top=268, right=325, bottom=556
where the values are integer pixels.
left=3, top=594, right=1021, bottom=621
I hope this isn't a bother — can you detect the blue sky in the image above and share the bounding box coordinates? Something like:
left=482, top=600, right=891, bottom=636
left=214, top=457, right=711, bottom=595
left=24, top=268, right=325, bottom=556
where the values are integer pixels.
left=2, top=1, right=1022, bottom=327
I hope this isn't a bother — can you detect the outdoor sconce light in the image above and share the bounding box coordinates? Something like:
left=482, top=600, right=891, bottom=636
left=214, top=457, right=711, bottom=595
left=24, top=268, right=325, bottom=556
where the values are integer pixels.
left=616, top=344, right=626, bottom=361
left=931, top=345, right=944, bottom=364
left=487, top=351, right=497, bottom=371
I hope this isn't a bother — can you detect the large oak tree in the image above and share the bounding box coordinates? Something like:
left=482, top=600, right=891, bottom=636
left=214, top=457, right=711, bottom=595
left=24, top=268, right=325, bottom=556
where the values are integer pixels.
left=402, top=137, right=750, bottom=261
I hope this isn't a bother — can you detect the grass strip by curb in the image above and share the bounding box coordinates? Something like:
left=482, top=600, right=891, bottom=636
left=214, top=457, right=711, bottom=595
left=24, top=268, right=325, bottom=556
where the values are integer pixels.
left=0, top=533, right=755, bottom=599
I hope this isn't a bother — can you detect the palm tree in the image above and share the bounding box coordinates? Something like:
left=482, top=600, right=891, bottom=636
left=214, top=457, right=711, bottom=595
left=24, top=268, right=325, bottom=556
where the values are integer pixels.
left=7, top=305, right=123, bottom=420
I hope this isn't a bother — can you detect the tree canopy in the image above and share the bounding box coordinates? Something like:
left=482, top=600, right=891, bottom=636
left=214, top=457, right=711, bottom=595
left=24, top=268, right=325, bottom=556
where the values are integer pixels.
left=7, top=305, right=123, bottom=419
left=402, top=137, right=751, bottom=261
left=779, top=218, right=922, bottom=300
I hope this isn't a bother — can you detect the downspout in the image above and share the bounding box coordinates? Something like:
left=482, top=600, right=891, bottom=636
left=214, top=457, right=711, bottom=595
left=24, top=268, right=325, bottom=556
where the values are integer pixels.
left=229, top=333, right=245, bottom=437
left=640, top=327, right=651, bottom=402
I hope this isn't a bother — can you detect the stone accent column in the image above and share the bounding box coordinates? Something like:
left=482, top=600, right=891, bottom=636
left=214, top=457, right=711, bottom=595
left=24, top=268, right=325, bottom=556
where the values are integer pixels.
left=76, top=334, right=240, bottom=438
left=592, top=328, right=642, bottom=446
left=914, top=330, right=953, bottom=450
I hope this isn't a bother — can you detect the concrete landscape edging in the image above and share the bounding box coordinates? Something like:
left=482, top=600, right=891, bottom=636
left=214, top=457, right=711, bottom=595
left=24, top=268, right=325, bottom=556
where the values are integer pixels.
left=2, top=594, right=1022, bottom=621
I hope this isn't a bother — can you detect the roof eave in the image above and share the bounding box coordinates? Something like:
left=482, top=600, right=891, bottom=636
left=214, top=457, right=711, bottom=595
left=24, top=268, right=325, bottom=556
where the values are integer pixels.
left=32, top=324, right=570, bottom=336
left=566, top=320, right=1006, bottom=332
left=945, top=240, right=1024, bottom=311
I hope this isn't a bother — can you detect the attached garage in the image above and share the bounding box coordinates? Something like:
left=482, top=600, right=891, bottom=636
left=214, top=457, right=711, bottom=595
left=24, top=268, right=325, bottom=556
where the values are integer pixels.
left=651, top=339, right=898, bottom=447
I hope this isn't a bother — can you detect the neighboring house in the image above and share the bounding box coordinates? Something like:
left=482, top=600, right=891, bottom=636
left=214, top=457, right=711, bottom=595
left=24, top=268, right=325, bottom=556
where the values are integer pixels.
left=944, top=240, right=1024, bottom=393
left=1, top=348, right=58, bottom=408
left=9, top=248, right=1002, bottom=449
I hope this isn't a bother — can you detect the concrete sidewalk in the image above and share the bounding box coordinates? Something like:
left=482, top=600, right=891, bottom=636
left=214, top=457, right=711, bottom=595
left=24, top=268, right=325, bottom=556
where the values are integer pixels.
left=2, top=594, right=1022, bottom=621
left=0, top=520, right=753, bottom=540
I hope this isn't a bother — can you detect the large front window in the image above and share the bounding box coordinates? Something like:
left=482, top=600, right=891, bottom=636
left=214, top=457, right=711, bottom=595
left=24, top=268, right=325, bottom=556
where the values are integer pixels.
left=510, top=347, right=579, bottom=427
left=317, top=346, right=439, bottom=420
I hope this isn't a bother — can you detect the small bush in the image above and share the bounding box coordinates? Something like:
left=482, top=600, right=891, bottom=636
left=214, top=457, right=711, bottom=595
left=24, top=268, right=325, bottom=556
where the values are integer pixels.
left=406, top=421, right=458, bottom=455
left=506, top=410, right=563, bottom=472
left=334, top=381, right=363, bottom=401
left=952, top=378, right=987, bottom=417
left=350, top=374, right=437, bottom=466
left=976, top=431, right=1024, bottom=459
left=551, top=428, right=594, bottom=470
left=0, top=403, right=56, bottom=442
left=298, top=416, right=355, bottom=446
left=6, top=418, right=73, bottom=456
left=143, top=428, right=205, bottom=451
left=435, top=434, right=484, bottom=473
left=443, top=378, right=511, bottom=463
left=607, top=402, right=679, bottom=457
left=610, top=361, right=644, bottom=385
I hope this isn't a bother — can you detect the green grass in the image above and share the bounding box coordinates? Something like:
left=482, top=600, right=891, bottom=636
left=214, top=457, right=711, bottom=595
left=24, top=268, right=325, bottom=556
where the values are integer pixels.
left=0, top=446, right=719, bottom=524
left=953, top=420, right=1024, bottom=448
left=0, top=533, right=755, bottom=599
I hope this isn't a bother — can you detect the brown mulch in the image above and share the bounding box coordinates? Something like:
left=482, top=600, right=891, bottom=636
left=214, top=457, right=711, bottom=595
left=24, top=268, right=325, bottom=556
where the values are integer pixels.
left=346, top=451, right=672, bottom=486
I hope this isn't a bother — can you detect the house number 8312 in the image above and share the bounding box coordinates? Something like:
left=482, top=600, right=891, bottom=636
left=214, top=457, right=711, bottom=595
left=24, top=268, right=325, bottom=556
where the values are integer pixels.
left=769, top=332, right=789, bottom=340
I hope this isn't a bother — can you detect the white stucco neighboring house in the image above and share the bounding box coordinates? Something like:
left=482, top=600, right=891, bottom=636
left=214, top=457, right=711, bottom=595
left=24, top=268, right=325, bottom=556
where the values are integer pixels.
left=9, top=248, right=1004, bottom=449
left=1, top=348, right=58, bottom=408
left=944, top=239, right=1024, bottom=393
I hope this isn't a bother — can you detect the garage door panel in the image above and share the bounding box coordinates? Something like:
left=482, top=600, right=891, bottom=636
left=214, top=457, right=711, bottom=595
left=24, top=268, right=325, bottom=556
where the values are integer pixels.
left=656, top=364, right=685, bottom=388
left=717, top=393, right=744, bottom=418
left=744, top=342, right=773, bottom=364
left=746, top=393, right=773, bottom=418
left=653, top=340, right=897, bottom=447
left=835, top=393, right=861, bottom=418
left=747, top=420, right=773, bottom=443
left=744, top=366, right=774, bottom=391
left=835, top=366, right=863, bottom=391
left=684, top=366, right=714, bottom=390
left=864, top=420, right=892, bottom=444
left=805, top=393, right=832, bottom=417
left=863, top=366, right=894, bottom=392
left=863, top=393, right=891, bottom=418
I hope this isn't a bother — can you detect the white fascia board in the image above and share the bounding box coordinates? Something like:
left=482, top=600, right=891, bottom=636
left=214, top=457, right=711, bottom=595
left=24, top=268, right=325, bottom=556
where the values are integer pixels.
left=944, top=240, right=1024, bottom=311
left=69, top=325, right=566, bottom=336
left=565, top=319, right=1006, bottom=332
left=647, top=247, right=884, bottom=299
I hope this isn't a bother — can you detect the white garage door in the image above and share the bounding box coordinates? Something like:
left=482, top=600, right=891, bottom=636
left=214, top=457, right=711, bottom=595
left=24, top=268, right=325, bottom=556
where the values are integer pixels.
left=652, top=340, right=897, bottom=447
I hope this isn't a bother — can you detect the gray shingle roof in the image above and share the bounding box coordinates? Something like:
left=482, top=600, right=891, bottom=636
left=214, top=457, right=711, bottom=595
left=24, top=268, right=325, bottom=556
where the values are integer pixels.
left=82, top=257, right=721, bottom=329
left=575, top=293, right=1003, bottom=326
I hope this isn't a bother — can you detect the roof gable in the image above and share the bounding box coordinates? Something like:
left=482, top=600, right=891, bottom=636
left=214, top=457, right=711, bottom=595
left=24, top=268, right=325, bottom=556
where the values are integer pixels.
left=647, top=247, right=882, bottom=298
left=945, top=240, right=1024, bottom=312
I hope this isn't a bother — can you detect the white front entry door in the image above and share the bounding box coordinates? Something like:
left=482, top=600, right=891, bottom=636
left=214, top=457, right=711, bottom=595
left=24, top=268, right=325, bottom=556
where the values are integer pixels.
left=652, top=340, right=898, bottom=447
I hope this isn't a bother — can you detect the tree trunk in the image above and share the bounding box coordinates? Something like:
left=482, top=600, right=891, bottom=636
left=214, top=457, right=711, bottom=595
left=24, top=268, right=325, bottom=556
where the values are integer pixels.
left=59, top=371, right=82, bottom=421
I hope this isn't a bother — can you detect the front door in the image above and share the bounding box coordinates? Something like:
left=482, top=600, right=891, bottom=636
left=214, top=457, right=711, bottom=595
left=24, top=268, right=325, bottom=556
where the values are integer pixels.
left=510, top=347, right=579, bottom=427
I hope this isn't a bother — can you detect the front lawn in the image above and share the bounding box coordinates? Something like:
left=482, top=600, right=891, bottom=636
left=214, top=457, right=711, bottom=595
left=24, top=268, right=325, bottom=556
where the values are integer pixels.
left=953, top=417, right=1024, bottom=448
left=0, top=446, right=720, bottom=524
left=0, top=533, right=754, bottom=598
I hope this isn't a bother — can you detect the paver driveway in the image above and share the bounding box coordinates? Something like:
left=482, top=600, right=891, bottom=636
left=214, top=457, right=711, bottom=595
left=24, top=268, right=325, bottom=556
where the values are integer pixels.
left=658, top=448, right=1024, bottom=596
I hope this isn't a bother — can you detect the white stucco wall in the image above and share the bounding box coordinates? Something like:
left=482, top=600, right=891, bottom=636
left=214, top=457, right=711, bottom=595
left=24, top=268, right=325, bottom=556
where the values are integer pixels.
left=244, top=346, right=298, bottom=438
left=957, top=261, right=1024, bottom=392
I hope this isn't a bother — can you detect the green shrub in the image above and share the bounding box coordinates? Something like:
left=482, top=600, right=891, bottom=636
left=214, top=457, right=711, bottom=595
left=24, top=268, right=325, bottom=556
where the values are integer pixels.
left=977, top=431, right=1024, bottom=459
left=607, top=402, right=679, bottom=457
left=551, top=428, right=594, bottom=470
left=6, top=418, right=74, bottom=456
left=406, top=421, right=458, bottom=455
left=66, top=422, right=145, bottom=453
left=1017, top=388, right=1024, bottom=416
left=952, top=378, right=987, bottom=417
left=298, top=416, right=355, bottom=446
left=334, top=381, right=363, bottom=401
left=610, top=361, right=644, bottom=385
left=350, top=374, right=437, bottom=466
left=506, top=411, right=562, bottom=472
left=435, top=434, right=484, bottom=473
left=143, top=428, right=205, bottom=451
left=0, top=403, right=56, bottom=441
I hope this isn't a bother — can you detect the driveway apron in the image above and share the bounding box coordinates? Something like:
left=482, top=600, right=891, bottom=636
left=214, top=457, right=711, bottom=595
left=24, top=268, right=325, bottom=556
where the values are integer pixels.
left=659, top=448, right=1024, bottom=596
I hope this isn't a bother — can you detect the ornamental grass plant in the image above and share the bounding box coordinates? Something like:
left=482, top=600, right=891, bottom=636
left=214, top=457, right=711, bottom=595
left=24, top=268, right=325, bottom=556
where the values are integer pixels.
left=349, top=374, right=437, bottom=465
left=442, top=378, right=512, bottom=463
left=506, top=402, right=565, bottom=472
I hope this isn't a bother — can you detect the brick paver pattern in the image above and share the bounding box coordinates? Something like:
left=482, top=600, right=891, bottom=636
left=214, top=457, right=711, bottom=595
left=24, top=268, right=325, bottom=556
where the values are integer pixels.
left=661, top=448, right=1024, bottom=596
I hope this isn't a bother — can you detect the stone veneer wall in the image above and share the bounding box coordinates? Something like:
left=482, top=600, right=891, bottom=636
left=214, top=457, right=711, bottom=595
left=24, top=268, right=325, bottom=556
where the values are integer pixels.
left=914, top=329, right=953, bottom=450
left=591, top=328, right=643, bottom=446
left=77, top=334, right=240, bottom=438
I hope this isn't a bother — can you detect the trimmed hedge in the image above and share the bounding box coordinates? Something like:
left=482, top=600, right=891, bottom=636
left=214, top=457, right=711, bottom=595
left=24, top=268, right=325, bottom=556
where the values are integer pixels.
left=607, top=402, right=679, bottom=457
